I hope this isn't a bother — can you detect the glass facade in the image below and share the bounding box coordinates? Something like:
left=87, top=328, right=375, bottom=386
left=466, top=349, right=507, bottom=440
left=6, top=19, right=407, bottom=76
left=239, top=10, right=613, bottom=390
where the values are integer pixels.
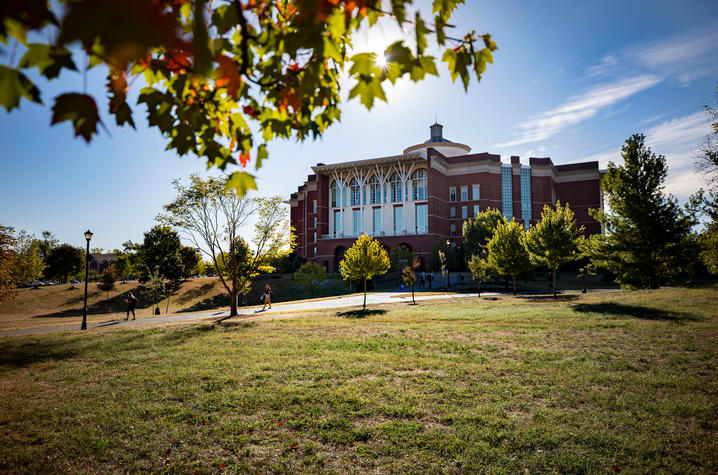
left=520, top=167, right=532, bottom=230
left=411, top=169, right=427, bottom=200
left=369, top=175, right=380, bottom=204
left=390, top=173, right=402, bottom=203
left=330, top=182, right=337, bottom=207
left=415, top=204, right=427, bottom=233
left=349, top=179, right=361, bottom=206
left=372, top=208, right=381, bottom=234
left=352, top=209, right=361, bottom=234
left=501, top=166, right=513, bottom=219
left=393, top=206, right=403, bottom=234
left=333, top=210, right=341, bottom=235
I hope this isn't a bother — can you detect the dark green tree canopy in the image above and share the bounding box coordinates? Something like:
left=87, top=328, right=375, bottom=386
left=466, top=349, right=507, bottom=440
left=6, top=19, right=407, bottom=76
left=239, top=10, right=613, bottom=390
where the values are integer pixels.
left=587, top=134, right=694, bottom=289
left=1, top=0, right=496, bottom=194
left=46, top=243, right=84, bottom=283
left=486, top=219, right=532, bottom=294
left=140, top=225, right=184, bottom=282
left=294, top=260, right=327, bottom=297
left=462, top=207, right=504, bottom=261
left=340, top=233, right=390, bottom=309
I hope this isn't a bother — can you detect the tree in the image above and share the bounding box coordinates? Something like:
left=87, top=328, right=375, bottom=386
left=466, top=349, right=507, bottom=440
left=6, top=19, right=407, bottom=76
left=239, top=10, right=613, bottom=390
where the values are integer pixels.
left=160, top=175, right=293, bottom=316
left=1, top=1, right=496, bottom=195
left=468, top=255, right=493, bottom=298
left=46, top=244, right=84, bottom=283
left=139, top=225, right=184, bottom=283
left=145, top=267, right=166, bottom=316
left=339, top=234, right=390, bottom=310
left=430, top=239, right=457, bottom=273
left=390, top=244, right=413, bottom=274
left=0, top=225, right=18, bottom=301
left=525, top=202, right=585, bottom=297
left=37, top=230, right=58, bottom=267
left=13, top=231, right=45, bottom=284
left=586, top=134, right=694, bottom=289
left=462, top=208, right=504, bottom=261
left=294, top=261, right=327, bottom=297
left=180, top=246, right=202, bottom=278
left=401, top=257, right=420, bottom=304
left=97, top=267, right=118, bottom=301
left=487, top=219, right=532, bottom=295
left=695, top=85, right=718, bottom=185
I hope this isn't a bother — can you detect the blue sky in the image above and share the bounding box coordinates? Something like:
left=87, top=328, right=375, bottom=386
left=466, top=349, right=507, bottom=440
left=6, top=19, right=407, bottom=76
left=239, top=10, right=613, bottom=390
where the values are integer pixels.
left=1, top=0, right=717, bottom=251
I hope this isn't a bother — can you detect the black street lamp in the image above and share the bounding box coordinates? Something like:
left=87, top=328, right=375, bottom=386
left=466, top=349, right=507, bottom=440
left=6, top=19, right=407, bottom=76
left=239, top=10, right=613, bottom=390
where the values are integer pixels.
left=81, top=229, right=93, bottom=330
left=445, top=239, right=451, bottom=288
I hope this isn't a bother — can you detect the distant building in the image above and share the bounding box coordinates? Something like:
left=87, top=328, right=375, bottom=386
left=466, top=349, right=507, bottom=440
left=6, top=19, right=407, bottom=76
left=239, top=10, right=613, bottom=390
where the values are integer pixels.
left=290, top=123, right=603, bottom=272
left=88, top=253, right=117, bottom=273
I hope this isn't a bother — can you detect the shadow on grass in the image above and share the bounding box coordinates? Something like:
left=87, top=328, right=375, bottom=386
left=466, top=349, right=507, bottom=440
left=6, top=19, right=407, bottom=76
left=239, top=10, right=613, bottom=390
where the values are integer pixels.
left=572, top=303, right=697, bottom=321
left=158, top=320, right=258, bottom=343
left=519, top=294, right=580, bottom=303
left=178, top=294, right=229, bottom=313
left=175, top=282, right=217, bottom=304
left=336, top=309, right=388, bottom=319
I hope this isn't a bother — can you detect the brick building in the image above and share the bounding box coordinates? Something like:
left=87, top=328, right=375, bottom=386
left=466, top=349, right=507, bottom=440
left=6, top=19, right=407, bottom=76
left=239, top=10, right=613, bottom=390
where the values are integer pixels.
left=290, top=123, right=603, bottom=272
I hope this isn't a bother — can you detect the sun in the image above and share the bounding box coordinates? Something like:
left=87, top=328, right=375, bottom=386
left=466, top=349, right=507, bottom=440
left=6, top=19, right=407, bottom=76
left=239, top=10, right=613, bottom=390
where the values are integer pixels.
left=375, top=52, right=388, bottom=69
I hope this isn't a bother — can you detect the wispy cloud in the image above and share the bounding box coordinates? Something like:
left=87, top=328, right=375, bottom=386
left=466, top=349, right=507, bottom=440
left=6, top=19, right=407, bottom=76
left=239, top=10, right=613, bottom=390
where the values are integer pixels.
left=494, top=75, right=660, bottom=148
left=577, top=111, right=712, bottom=199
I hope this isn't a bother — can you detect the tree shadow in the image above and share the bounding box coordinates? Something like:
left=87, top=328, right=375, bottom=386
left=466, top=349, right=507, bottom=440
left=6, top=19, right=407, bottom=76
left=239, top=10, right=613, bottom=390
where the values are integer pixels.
left=518, top=294, right=580, bottom=303
left=158, top=320, right=258, bottom=344
left=336, top=309, right=388, bottom=319
left=175, top=281, right=217, bottom=304
left=177, top=293, right=229, bottom=313
left=572, top=303, right=697, bottom=321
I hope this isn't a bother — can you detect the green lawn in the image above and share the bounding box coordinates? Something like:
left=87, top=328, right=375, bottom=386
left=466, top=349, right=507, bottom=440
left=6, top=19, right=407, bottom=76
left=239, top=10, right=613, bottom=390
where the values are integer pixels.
left=1, top=287, right=716, bottom=473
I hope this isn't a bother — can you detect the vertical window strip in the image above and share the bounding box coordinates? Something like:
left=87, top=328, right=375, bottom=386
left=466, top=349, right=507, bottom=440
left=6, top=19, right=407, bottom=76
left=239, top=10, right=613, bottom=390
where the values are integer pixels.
left=520, top=167, right=532, bottom=227
left=501, top=166, right=513, bottom=219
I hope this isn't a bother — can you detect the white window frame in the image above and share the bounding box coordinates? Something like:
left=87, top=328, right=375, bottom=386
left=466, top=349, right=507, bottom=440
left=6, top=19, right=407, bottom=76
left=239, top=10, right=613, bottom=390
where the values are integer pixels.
left=461, top=206, right=467, bottom=219
left=450, top=207, right=456, bottom=219
left=472, top=184, right=480, bottom=200
left=449, top=186, right=457, bottom=202
left=460, top=185, right=468, bottom=201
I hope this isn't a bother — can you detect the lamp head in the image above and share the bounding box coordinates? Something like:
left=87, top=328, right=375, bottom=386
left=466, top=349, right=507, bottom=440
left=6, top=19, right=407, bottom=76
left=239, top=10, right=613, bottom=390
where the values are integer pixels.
left=84, top=230, right=93, bottom=241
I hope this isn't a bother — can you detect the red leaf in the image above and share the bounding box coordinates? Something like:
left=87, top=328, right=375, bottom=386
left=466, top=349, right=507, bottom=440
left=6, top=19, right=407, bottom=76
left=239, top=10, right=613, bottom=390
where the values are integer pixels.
left=165, top=50, right=192, bottom=74
left=50, top=93, right=101, bottom=143
left=278, top=420, right=284, bottom=426
left=194, top=470, right=200, bottom=475
left=291, top=444, right=298, bottom=450
left=215, top=55, right=242, bottom=99
left=219, top=463, right=226, bottom=469
left=612, top=464, right=621, bottom=472
left=289, top=62, right=300, bottom=72
left=239, top=152, right=250, bottom=168
left=242, top=104, right=260, bottom=118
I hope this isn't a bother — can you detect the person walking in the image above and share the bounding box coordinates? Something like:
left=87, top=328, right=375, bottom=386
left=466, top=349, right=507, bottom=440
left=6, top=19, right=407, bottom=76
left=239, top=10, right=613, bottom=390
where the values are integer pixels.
left=262, top=284, right=272, bottom=310
left=427, top=271, right=434, bottom=289
left=124, top=292, right=137, bottom=320
left=420, top=271, right=426, bottom=289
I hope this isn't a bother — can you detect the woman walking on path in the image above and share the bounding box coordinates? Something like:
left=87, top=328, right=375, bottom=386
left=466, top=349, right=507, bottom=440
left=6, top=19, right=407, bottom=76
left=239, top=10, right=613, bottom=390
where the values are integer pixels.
left=262, top=284, right=272, bottom=310
left=125, top=292, right=138, bottom=320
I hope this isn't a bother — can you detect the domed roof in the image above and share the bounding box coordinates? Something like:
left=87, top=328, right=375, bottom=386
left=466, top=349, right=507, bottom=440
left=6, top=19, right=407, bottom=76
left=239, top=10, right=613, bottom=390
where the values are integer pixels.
left=403, top=123, right=471, bottom=156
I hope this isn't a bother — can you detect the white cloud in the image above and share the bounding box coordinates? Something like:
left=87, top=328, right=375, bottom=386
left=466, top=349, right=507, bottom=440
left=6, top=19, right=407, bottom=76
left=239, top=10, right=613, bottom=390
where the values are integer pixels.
left=494, top=75, right=661, bottom=148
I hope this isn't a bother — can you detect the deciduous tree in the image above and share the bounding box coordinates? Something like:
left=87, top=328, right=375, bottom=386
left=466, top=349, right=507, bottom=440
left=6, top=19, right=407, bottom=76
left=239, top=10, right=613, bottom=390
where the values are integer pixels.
left=294, top=261, right=327, bottom=297
left=468, top=254, right=493, bottom=298
left=339, top=234, right=390, bottom=310
left=402, top=257, right=420, bottom=304
left=487, top=219, right=532, bottom=295
left=390, top=244, right=413, bottom=274
left=525, top=202, right=585, bottom=297
left=462, top=207, right=504, bottom=261
left=160, top=175, right=293, bottom=315
left=180, top=246, right=202, bottom=279
left=586, top=134, right=693, bottom=289
left=13, top=230, right=45, bottom=284
left=97, top=267, right=118, bottom=301
left=46, top=244, right=84, bottom=284
left=139, top=225, right=184, bottom=283
left=1, top=0, right=496, bottom=194
left=0, top=225, right=18, bottom=301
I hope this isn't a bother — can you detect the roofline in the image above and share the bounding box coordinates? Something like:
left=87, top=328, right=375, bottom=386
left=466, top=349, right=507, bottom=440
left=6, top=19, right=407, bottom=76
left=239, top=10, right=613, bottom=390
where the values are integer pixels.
left=311, top=152, right=426, bottom=173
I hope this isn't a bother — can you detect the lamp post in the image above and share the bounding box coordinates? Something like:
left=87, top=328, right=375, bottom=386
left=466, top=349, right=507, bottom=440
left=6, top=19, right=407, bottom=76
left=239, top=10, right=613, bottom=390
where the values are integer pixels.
left=81, top=229, right=93, bottom=330
left=445, top=239, right=451, bottom=288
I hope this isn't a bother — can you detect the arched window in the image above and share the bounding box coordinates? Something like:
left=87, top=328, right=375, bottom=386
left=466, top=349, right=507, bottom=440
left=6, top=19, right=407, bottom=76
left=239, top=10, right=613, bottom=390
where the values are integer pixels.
left=349, top=178, right=361, bottom=206
left=389, top=173, right=403, bottom=203
left=330, top=181, right=338, bottom=207
left=411, top=169, right=427, bottom=200
left=369, top=175, right=381, bottom=204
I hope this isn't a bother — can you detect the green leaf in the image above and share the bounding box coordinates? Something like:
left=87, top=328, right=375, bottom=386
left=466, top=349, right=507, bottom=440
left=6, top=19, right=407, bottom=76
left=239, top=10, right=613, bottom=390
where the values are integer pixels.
left=415, top=13, right=430, bottom=55
left=434, top=15, right=447, bottom=45
left=225, top=171, right=258, bottom=196
left=391, top=0, right=407, bottom=24
left=0, top=66, right=42, bottom=111
left=349, top=53, right=380, bottom=77
left=192, top=0, right=212, bottom=76
left=473, top=47, right=493, bottom=80
left=433, top=0, right=464, bottom=18
left=112, top=99, right=135, bottom=128
left=349, top=76, right=386, bottom=110
left=442, top=48, right=472, bottom=90
left=409, top=55, right=438, bottom=82
left=18, top=44, right=77, bottom=79
left=51, top=93, right=100, bottom=143
left=255, top=144, right=268, bottom=170
left=482, top=34, right=498, bottom=51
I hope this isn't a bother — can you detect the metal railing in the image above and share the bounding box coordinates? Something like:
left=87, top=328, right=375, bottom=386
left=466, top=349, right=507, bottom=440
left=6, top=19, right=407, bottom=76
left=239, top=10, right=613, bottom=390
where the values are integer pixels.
left=321, top=227, right=428, bottom=240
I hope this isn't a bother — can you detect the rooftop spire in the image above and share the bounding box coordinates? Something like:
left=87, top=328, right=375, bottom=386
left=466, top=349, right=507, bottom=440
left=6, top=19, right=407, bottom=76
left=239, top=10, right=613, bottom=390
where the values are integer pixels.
left=430, top=122, right=443, bottom=141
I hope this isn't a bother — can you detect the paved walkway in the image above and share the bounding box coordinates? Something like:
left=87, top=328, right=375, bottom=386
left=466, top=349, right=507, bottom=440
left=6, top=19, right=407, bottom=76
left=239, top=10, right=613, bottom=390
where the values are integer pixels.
left=0, top=288, right=617, bottom=337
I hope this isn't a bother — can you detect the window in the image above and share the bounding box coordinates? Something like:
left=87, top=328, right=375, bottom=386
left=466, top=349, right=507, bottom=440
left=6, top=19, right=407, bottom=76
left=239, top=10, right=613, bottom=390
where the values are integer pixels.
left=449, top=187, right=457, bottom=202
left=473, top=205, right=479, bottom=218
left=369, top=175, right=381, bottom=204
left=460, top=185, right=468, bottom=201
left=393, top=206, right=403, bottom=234
left=415, top=204, right=427, bottom=233
left=352, top=209, right=361, bottom=235
left=313, top=217, right=317, bottom=229
left=313, top=247, right=317, bottom=257
left=313, top=200, right=317, bottom=213
left=450, top=207, right=456, bottom=219
left=501, top=166, right=513, bottom=219
left=520, top=167, right=532, bottom=230
left=472, top=184, right=480, bottom=200
left=390, top=173, right=403, bottom=203
left=333, top=210, right=341, bottom=235
left=410, top=169, right=427, bottom=200
left=330, top=181, right=337, bottom=207
left=313, top=232, right=317, bottom=243
left=450, top=224, right=457, bottom=236
left=349, top=178, right=361, bottom=206
left=461, top=206, right=467, bottom=219
left=372, top=208, right=381, bottom=234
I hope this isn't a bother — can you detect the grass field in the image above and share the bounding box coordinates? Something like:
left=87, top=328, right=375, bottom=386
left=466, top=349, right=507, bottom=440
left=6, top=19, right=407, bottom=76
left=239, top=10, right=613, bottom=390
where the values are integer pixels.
left=1, top=286, right=716, bottom=473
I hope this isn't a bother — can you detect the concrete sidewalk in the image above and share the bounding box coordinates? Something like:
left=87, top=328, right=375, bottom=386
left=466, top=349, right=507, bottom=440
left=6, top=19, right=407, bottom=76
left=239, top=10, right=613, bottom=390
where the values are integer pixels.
left=1, top=288, right=618, bottom=337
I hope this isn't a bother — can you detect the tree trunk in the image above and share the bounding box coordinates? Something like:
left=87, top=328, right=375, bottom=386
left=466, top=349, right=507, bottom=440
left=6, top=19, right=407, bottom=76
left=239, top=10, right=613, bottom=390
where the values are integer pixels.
left=553, top=267, right=557, bottom=298
left=230, top=289, right=238, bottom=316
left=512, top=274, right=517, bottom=295
left=165, top=293, right=171, bottom=315
left=363, top=278, right=367, bottom=310
left=411, top=284, right=415, bottom=304
left=477, top=282, right=481, bottom=298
